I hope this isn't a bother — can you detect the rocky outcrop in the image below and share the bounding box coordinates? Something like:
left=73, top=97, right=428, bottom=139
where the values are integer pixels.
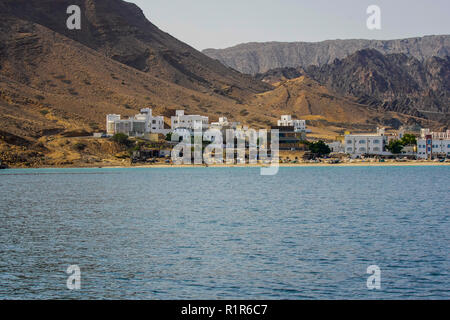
left=203, top=36, right=450, bottom=74
left=255, top=67, right=304, bottom=83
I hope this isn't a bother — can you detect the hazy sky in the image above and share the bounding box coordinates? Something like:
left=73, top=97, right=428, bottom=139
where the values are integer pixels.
left=130, top=0, right=450, bottom=50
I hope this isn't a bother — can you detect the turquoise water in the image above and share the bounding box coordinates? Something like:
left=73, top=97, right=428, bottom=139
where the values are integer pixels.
left=0, top=166, right=449, bottom=299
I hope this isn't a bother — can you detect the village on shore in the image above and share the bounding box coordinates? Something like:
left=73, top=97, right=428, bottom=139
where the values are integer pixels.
left=100, top=108, right=450, bottom=166
left=3, top=108, right=448, bottom=169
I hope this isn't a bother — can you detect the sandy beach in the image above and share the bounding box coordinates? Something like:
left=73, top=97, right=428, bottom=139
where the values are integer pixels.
left=98, top=161, right=450, bottom=169
left=3, top=160, right=449, bottom=170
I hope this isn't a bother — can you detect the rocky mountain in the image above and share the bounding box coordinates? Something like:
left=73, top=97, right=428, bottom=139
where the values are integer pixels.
left=254, top=49, right=450, bottom=126
left=203, top=36, right=450, bottom=74
left=1, top=0, right=271, bottom=100
left=305, top=49, right=450, bottom=125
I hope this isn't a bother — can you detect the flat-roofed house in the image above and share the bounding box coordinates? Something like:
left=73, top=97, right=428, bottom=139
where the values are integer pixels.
left=277, top=115, right=309, bottom=133
left=171, top=110, right=209, bottom=131
left=344, top=128, right=389, bottom=157
left=417, top=129, right=450, bottom=159
left=106, top=108, right=169, bottom=137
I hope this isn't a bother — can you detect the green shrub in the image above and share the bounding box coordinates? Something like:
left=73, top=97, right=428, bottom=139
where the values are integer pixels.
left=306, top=141, right=331, bottom=157
left=386, top=140, right=404, bottom=154
left=111, top=133, right=131, bottom=147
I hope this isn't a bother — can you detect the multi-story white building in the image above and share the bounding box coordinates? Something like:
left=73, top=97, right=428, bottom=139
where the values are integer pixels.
left=171, top=110, right=209, bottom=130
left=114, top=118, right=146, bottom=137
left=106, top=114, right=121, bottom=136
left=134, top=108, right=168, bottom=134
left=106, top=108, right=169, bottom=137
left=344, top=128, right=389, bottom=157
left=417, top=129, right=450, bottom=159
left=277, top=115, right=309, bottom=133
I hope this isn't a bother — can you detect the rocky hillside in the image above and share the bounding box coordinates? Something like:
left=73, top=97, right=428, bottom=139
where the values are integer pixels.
left=254, top=49, right=450, bottom=126
left=255, top=67, right=304, bottom=84
left=203, top=36, right=450, bottom=74
left=305, top=49, right=450, bottom=125
left=2, top=0, right=271, bottom=100
left=247, top=76, right=434, bottom=137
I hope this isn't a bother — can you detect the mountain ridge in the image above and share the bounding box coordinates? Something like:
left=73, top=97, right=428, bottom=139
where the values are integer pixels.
left=203, top=35, right=450, bottom=74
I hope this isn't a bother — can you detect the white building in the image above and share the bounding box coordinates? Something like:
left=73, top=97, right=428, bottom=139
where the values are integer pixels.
left=106, top=108, right=169, bottom=137
left=327, top=141, right=345, bottom=154
left=210, top=117, right=230, bottom=128
left=134, top=108, right=168, bottom=134
left=417, top=129, right=450, bottom=159
left=171, top=110, right=209, bottom=130
left=277, top=115, right=309, bottom=133
left=106, top=114, right=121, bottom=136
left=344, top=128, right=389, bottom=157
left=114, top=117, right=146, bottom=137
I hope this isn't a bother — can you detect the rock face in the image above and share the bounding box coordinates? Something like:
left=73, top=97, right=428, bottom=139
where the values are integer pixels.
left=203, top=36, right=450, bottom=74
left=305, top=49, right=450, bottom=125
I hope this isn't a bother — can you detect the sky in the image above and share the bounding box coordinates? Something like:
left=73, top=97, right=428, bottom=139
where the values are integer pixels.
left=130, top=0, right=450, bottom=50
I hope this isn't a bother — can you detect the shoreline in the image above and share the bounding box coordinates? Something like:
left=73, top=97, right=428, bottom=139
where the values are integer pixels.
left=2, top=161, right=450, bottom=170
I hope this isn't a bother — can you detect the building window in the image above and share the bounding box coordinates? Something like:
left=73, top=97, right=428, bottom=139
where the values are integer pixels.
left=359, top=147, right=366, bottom=152
left=347, top=140, right=352, bottom=144
left=359, top=140, right=366, bottom=144
left=373, top=147, right=380, bottom=152
left=347, top=148, right=353, bottom=152
left=373, top=140, right=380, bottom=144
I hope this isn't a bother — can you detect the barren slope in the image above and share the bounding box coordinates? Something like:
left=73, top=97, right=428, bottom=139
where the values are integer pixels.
left=2, top=0, right=271, bottom=101
left=249, top=76, right=438, bottom=138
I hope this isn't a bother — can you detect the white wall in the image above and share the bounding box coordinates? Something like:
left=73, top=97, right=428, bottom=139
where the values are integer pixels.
left=417, top=138, right=450, bottom=159
left=344, top=135, right=386, bottom=156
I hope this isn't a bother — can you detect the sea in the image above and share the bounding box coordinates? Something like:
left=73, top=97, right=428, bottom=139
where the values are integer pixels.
left=0, top=166, right=449, bottom=299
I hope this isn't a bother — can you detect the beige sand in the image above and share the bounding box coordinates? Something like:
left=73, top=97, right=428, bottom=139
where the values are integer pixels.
left=101, top=161, right=449, bottom=169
